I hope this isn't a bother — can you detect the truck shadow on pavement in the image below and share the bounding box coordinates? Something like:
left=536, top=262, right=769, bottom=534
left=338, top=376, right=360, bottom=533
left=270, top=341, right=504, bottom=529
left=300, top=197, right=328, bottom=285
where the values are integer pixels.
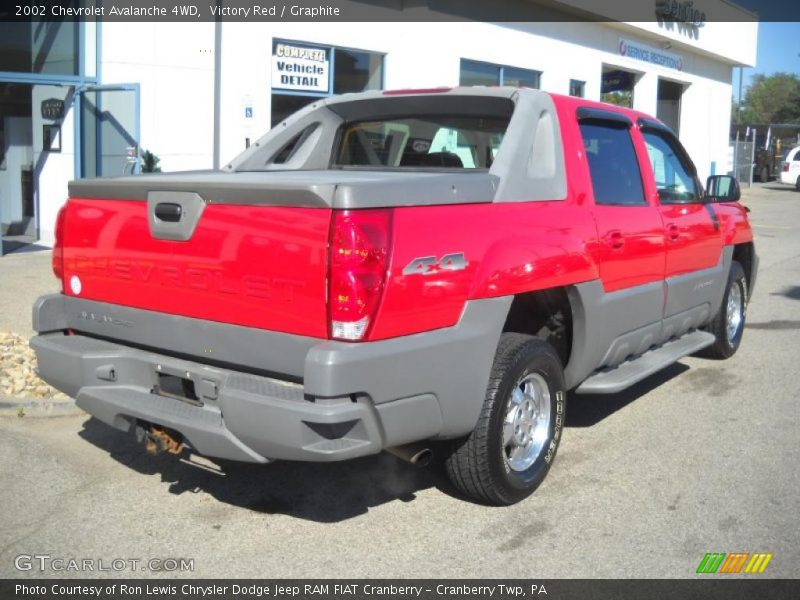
left=761, top=185, right=798, bottom=192
left=76, top=363, right=688, bottom=519
left=565, top=362, right=689, bottom=427
left=771, top=285, right=800, bottom=301
left=78, top=418, right=444, bottom=522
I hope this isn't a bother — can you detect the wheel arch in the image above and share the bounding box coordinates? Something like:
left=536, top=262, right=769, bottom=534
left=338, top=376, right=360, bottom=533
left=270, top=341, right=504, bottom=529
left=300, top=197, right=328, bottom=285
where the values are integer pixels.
left=732, top=241, right=756, bottom=299
left=501, top=287, right=573, bottom=369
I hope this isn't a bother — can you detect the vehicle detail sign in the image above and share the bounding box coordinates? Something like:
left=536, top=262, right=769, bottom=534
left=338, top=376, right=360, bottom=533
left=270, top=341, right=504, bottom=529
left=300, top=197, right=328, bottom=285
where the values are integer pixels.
left=619, top=37, right=683, bottom=71
left=272, top=42, right=329, bottom=93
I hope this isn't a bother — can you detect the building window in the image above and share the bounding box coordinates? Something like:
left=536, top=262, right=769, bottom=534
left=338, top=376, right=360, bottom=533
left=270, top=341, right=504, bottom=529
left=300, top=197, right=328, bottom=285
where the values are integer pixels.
left=333, top=48, right=383, bottom=94
left=0, top=22, right=80, bottom=76
left=600, top=66, right=636, bottom=108
left=569, top=79, right=585, bottom=98
left=460, top=60, right=498, bottom=87
left=460, top=59, right=541, bottom=89
left=271, top=40, right=384, bottom=127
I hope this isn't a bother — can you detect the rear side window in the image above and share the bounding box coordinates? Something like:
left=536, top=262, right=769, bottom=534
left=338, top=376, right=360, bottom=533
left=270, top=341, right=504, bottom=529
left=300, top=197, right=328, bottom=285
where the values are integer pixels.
left=334, top=116, right=509, bottom=169
left=270, top=124, right=318, bottom=164
left=579, top=121, right=646, bottom=206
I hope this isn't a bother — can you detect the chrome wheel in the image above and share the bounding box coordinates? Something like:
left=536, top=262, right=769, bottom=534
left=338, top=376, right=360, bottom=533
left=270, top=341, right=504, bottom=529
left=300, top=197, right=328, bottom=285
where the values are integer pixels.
left=726, top=281, right=744, bottom=343
left=503, top=373, right=551, bottom=472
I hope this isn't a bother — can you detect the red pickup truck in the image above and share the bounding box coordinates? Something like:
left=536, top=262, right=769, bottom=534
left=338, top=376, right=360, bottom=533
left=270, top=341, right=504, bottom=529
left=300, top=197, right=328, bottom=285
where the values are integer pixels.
left=31, top=87, right=757, bottom=505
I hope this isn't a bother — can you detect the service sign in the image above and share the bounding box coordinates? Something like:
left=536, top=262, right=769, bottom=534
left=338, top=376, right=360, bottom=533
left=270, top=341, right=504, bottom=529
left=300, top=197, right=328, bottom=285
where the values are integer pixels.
left=619, top=38, right=683, bottom=71
left=272, top=42, right=329, bottom=93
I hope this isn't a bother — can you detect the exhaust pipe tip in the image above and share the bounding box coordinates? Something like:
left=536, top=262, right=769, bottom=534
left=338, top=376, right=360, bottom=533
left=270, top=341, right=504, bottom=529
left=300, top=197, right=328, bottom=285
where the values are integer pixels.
left=386, top=444, right=433, bottom=467
left=411, top=448, right=433, bottom=467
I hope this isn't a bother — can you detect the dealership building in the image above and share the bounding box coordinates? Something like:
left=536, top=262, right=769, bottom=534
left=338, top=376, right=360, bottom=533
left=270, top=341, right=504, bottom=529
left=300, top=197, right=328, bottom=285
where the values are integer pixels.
left=0, top=0, right=757, bottom=253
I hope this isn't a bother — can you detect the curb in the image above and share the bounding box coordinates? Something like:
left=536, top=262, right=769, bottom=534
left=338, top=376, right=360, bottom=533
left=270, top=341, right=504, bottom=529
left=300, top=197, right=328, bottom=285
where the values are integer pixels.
left=0, top=397, right=84, bottom=418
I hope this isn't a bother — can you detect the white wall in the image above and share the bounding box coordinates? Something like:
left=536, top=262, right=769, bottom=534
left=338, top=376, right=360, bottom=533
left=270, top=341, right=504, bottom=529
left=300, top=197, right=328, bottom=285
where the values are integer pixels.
left=219, top=20, right=744, bottom=180
left=100, top=23, right=216, bottom=172
left=33, top=85, right=75, bottom=247
left=97, top=19, right=754, bottom=179
left=625, top=21, right=757, bottom=68
left=554, top=0, right=758, bottom=67
left=27, top=19, right=755, bottom=248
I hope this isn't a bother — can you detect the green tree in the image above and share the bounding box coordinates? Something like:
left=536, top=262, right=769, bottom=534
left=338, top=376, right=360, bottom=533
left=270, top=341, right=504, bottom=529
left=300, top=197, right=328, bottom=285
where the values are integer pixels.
left=741, top=73, right=800, bottom=124
left=140, top=148, right=161, bottom=173
left=600, top=90, right=633, bottom=108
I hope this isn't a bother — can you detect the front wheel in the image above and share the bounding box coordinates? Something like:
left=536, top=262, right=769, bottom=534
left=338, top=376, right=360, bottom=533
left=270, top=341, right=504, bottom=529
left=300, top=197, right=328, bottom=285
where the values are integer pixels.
left=796, top=175, right=800, bottom=192
left=444, top=334, right=566, bottom=505
left=698, top=261, right=747, bottom=359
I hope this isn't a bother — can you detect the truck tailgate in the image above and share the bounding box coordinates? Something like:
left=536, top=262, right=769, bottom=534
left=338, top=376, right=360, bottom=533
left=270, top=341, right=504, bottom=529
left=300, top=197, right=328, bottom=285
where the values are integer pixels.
left=62, top=197, right=331, bottom=338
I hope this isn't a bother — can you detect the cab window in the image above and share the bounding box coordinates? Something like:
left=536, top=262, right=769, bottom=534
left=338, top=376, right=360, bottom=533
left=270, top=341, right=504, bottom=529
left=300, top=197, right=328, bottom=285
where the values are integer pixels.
left=334, top=116, right=508, bottom=169
left=579, top=121, right=646, bottom=206
left=642, top=130, right=700, bottom=204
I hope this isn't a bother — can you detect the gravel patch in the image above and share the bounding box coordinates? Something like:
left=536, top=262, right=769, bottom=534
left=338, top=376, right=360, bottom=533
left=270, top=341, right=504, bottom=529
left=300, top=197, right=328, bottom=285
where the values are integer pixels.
left=0, top=331, right=68, bottom=401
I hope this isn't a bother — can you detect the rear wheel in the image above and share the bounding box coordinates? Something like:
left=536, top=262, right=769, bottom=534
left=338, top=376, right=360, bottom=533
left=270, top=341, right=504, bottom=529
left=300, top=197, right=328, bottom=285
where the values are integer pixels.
left=444, top=334, right=566, bottom=505
left=796, top=175, right=800, bottom=191
left=698, top=261, right=747, bottom=359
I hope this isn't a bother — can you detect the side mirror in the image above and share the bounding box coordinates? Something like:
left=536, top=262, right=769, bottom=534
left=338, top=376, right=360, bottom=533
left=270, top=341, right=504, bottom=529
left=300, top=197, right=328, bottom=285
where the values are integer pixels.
left=706, top=175, right=741, bottom=202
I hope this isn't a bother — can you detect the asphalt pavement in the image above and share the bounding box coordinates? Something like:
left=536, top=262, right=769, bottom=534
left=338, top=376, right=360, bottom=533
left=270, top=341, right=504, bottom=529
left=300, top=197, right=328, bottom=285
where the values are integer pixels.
left=0, top=184, right=798, bottom=578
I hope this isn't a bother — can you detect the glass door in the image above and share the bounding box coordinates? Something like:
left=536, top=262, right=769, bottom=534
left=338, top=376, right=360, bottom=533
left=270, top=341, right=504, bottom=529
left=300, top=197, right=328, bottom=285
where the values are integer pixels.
left=0, top=82, right=34, bottom=254
left=79, top=85, right=139, bottom=178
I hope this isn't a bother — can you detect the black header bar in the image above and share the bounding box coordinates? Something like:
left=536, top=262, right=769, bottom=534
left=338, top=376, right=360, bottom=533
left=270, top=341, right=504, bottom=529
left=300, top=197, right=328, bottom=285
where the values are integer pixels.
left=0, top=0, right=796, bottom=23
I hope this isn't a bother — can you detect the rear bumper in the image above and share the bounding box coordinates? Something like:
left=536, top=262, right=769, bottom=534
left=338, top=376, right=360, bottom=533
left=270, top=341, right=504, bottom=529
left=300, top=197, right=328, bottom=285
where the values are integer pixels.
left=779, top=171, right=798, bottom=186
left=30, top=332, right=413, bottom=463
left=31, top=294, right=510, bottom=463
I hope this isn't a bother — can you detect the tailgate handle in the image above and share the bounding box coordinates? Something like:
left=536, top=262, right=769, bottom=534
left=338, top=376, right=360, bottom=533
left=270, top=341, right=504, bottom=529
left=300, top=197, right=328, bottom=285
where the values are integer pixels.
left=147, top=191, right=205, bottom=241
left=154, top=202, right=183, bottom=222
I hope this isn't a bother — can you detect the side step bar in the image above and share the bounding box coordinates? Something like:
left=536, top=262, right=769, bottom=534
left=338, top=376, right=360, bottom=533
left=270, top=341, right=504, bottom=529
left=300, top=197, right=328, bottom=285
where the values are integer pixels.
left=576, top=330, right=716, bottom=394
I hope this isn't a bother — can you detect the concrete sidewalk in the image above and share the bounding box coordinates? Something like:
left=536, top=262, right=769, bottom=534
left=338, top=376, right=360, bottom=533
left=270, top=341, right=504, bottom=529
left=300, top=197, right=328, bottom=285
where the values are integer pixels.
left=0, top=248, right=58, bottom=338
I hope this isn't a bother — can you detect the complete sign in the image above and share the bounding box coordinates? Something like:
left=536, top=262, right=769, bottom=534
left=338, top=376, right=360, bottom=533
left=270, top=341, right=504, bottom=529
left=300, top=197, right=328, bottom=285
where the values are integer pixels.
left=272, top=42, right=329, bottom=93
left=619, top=38, right=683, bottom=71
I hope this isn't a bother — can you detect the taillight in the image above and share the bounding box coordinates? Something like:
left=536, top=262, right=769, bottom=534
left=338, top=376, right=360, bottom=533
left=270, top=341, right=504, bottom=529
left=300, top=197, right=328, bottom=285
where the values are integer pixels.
left=328, top=209, right=392, bottom=341
left=783, top=162, right=790, bottom=172
left=52, top=203, right=67, bottom=283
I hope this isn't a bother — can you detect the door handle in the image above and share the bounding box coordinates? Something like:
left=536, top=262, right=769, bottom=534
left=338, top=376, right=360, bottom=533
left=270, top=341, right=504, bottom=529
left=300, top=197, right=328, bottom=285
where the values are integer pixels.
left=666, top=223, right=680, bottom=242
left=606, top=230, right=625, bottom=250
left=154, top=202, right=183, bottom=222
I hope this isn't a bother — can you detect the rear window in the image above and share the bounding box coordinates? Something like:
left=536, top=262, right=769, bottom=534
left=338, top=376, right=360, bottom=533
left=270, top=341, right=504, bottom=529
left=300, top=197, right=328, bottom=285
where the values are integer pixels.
left=333, top=116, right=509, bottom=169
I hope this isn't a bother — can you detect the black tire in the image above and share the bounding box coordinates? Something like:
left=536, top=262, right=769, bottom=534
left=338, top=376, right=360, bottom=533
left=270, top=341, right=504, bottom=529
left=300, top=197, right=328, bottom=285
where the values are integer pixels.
left=796, top=175, right=800, bottom=192
left=444, top=333, right=566, bottom=505
left=698, top=261, right=747, bottom=360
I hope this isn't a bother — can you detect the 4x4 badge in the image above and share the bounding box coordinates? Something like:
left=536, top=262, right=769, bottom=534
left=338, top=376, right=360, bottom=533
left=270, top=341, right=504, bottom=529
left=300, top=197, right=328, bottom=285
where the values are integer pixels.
left=402, top=253, right=468, bottom=276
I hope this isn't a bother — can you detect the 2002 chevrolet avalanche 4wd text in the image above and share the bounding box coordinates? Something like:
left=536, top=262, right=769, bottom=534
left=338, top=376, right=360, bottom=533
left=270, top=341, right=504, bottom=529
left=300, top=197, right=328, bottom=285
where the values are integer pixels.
left=31, top=87, right=757, bottom=505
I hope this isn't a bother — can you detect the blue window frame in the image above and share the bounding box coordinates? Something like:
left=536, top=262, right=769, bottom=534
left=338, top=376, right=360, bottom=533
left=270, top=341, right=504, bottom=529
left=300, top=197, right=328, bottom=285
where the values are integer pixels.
left=0, top=22, right=101, bottom=255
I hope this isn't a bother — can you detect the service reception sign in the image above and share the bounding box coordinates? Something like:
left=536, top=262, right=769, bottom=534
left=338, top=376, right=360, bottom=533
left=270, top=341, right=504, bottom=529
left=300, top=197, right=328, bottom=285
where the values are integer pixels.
left=272, top=42, right=330, bottom=93
left=619, top=38, right=683, bottom=71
